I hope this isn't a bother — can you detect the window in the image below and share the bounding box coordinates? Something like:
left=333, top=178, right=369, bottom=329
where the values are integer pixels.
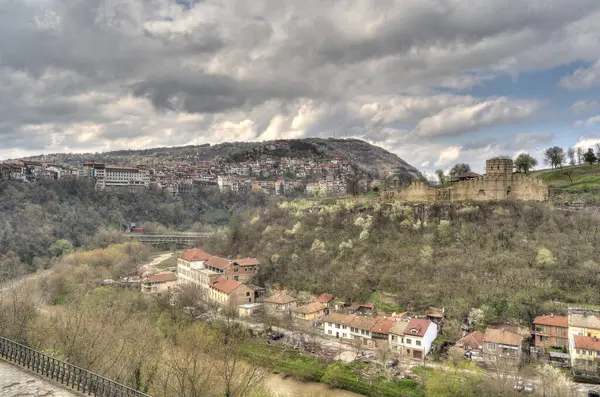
left=343, top=333, right=347, bottom=338
left=342, top=325, right=347, bottom=329
left=248, top=298, right=252, bottom=303
left=416, top=340, right=422, bottom=346
left=335, top=324, right=340, bottom=329
left=391, top=336, right=396, bottom=341
left=486, top=342, right=496, bottom=351
left=406, top=339, right=411, bottom=345
left=328, top=330, right=332, bottom=335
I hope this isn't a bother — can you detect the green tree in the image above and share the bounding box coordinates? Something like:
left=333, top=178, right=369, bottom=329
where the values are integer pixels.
left=435, top=169, right=446, bottom=184
left=49, top=239, right=74, bottom=257
left=567, top=147, right=576, bottom=166
left=544, top=146, right=566, bottom=169
left=514, top=153, right=538, bottom=174
left=584, top=148, right=597, bottom=165
left=449, top=163, right=471, bottom=180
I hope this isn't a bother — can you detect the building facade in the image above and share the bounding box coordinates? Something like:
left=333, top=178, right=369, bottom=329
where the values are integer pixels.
left=403, top=319, right=438, bottom=360
left=532, top=315, right=569, bottom=353
left=141, top=272, right=177, bottom=295
left=482, top=328, right=524, bottom=367
left=384, top=158, right=548, bottom=203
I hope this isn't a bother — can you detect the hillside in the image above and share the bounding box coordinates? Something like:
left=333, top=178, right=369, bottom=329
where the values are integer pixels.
left=218, top=197, right=600, bottom=326
left=21, top=138, right=421, bottom=181
left=531, top=164, right=600, bottom=204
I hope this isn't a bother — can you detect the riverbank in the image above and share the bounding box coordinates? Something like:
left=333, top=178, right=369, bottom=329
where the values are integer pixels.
left=242, top=340, right=422, bottom=397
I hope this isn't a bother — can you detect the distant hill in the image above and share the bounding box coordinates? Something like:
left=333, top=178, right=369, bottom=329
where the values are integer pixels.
left=22, top=138, right=422, bottom=181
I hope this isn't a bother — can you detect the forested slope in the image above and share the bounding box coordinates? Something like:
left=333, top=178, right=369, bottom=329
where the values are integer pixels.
left=227, top=199, right=600, bottom=325
left=0, top=180, right=267, bottom=271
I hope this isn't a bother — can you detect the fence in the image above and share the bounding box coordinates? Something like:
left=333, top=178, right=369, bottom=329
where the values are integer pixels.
left=0, top=336, right=152, bottom=397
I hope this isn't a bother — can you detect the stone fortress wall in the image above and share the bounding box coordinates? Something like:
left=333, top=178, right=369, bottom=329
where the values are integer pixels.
left=384, top=159, right=548, bottom=203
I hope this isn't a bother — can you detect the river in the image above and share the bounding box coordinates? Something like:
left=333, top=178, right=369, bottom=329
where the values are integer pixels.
left=264, top=373, right=365, bottom=397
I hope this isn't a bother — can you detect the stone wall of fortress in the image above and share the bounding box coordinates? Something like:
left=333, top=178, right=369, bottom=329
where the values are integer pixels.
left=383, top=173, right=548, bottom=203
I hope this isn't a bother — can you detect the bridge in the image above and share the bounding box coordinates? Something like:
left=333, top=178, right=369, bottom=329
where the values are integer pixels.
left=0, top=336, right=151, bottom=397
left=125, top=232, right=212, bottom=246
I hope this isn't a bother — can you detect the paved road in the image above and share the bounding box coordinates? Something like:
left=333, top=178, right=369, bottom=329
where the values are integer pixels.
left=0, top=360, right=79, bottom=397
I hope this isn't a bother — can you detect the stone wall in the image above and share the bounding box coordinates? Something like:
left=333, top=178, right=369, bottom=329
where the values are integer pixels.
left=384, top=173, right=548, bottom=203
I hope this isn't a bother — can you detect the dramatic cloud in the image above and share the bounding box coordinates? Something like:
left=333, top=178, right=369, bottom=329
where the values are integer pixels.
left=1, top=0, right=600, bottom=171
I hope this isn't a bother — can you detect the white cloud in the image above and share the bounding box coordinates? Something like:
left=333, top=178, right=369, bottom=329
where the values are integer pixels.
left=574, top=115, right=600, bottom=127
left=574, top=135, right=600, bottom=150
left=559, top=60, right=600, bottom=90
left=570, top=99, right=600, bottom=113
left=414, top=98, right=539, bottom=138
left=435, top=146, right=462, bottom=167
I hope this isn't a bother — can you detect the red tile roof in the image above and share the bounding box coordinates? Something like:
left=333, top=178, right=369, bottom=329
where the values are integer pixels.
left=574, top=335, right=600, bottom=352
left=456, top=331, right=484, bottom=350
left=483, top=328, right=524, bottom=346
left=293, top=302, right=325, bottom=314
left=315, top=293, right=334, bottom=303
left=142, top=272, right=177, bottom=283
left=181, top=248, right=212, bottom=262
left=234, top=258, right=260, bottom=266
left=264, top=294, right=296, bottom=305
left=211, top=276, right=241, bottom=294
left=533, top=315, right=568, bottom=328
left=206, top=256, right=231, bottom=270
left=371, top=317, right=397, bottom=335
left=404, top=319, right=433, bottom=337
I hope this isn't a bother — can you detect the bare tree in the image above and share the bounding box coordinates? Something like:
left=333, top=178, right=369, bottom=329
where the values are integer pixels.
left=576, top=147, right=584, bottom=164
left=567, top=148, right=576, bottom=166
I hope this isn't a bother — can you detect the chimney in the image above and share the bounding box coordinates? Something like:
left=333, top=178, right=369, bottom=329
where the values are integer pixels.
left=551, top=313, right=554, bottom=317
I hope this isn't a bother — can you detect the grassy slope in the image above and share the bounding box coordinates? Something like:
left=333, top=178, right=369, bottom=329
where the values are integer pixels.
left=531, top=164, right=600, bottom=204
left=532, top=164, right=600, bottom=191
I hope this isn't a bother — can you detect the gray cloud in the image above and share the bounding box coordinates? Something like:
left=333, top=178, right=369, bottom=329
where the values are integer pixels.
left=1, top=0, right=599, bottom=166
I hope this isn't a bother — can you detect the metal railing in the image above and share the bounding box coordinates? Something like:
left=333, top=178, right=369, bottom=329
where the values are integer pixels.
left=0, top=336, right=152, bottom=397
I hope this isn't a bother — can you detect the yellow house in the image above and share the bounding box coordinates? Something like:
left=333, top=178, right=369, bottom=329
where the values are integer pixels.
left=292, top=302, right=326, bottom=322
left=568, top=308, right=600, bottom=367
left=572, top=336, right=600, bottom=370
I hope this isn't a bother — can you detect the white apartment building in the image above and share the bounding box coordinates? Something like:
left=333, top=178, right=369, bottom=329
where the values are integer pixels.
left=323, top=313, right=377, bottom=340
left=81, top=162, right=150, bottom=190
left=177, top=248, right=215, bottom=294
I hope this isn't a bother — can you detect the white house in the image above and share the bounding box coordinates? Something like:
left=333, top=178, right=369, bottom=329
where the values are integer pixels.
left=402, top=318, right=438, bottom=360
left=323, top=313, right=378, bottom=341
left=388, top=320, right=409, bottom=352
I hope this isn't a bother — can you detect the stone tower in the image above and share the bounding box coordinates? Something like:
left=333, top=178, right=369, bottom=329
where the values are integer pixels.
left=485, top=158, right=513, bottom=178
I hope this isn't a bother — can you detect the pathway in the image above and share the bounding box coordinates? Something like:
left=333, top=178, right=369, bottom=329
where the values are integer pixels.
left=0, top=360, right=79, bottom=397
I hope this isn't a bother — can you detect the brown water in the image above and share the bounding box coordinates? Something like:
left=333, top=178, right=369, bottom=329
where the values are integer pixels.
left=264, top=373, right=365, bottom=397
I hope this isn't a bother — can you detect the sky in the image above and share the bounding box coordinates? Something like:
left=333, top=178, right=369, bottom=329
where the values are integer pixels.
left=2, top=1, right=600, bottom=174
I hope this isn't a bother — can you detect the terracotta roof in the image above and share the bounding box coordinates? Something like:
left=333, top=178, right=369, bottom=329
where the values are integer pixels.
left=293, top=302, right=325, bottom=314
left=483, top=328, right=524, bottom=346
left=205, top=256, right=231, bottom=270
left=456, top=331, right=484, bottom=350
left=142, top=272, right=177, bottom=283
left=389, top=321, right=409, bottom=336
left=404, top=319, right=433, bottom=337
left=574, top=335, right=600, bottom=352
left=461, top=172, right=481, bottom=178
left=350, top=316, right=378, bottom=330
left=264, top=294, right=297, bottom=305
left=426, top=307, right=444, bottom=318
left=347, top=302, right=375, bottom=311
left=234, top=258, right=260, bottom=266
left=315, top=293, right=334, bottom=303
left=181, top=248, right=212, bottom=262
left=533, top=315, right=568, bottom=328
left=323, top=313, right=355, bottom=327
left=371, top=317, right=397, bottom=334
left=211, top=277, right=241, bottom=294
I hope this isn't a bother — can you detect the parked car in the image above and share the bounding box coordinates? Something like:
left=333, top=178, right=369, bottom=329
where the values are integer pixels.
left=386, top=358, right=399, bottom=368
left=268, top=332, right=284, bottom=341
left=589, top=391, right=600, bottom=397
left=524, top=382, right=534, bottom=393
left=514, top=380, right=524, bottom=392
